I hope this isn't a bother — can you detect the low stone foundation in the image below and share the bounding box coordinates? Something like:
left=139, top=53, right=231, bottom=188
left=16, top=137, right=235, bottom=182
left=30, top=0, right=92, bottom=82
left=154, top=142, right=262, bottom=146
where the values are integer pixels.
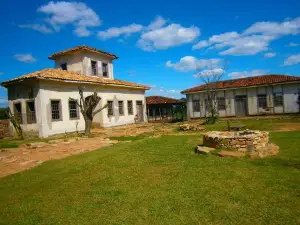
left=203, top=130, right=278, bottom=158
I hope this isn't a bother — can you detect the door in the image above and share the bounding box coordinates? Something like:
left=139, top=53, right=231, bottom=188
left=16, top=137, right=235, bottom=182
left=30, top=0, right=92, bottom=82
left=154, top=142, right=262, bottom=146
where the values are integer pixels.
left=136, top=101, right=144, bottom=122
left=235, top=96, right=247, bottom=116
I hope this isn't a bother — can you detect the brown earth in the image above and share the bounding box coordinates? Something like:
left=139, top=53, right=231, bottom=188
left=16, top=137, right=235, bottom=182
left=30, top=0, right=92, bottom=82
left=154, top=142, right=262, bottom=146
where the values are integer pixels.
left=0, top=123, right=178, bottom=178
left=0, top=137, right=118, bottom=177
left=274, top=123, right=300, bottom=131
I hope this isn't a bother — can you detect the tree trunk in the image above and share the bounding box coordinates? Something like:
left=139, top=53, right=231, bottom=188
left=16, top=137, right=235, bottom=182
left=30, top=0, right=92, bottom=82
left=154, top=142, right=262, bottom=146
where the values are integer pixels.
left=84, top=119, right=92, bottom=136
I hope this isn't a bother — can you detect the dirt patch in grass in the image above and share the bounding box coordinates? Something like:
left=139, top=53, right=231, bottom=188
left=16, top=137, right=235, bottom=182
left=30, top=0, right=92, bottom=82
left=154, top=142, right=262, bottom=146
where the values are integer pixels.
left=274, top=123, right=300, bottom=131
left=0, top=137, right=118, bottom=177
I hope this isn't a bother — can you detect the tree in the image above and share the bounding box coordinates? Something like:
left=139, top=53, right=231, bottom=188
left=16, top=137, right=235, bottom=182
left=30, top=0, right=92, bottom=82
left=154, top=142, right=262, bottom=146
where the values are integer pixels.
left=6, top=108, right=24, bottom=139
left=194, top=60, right=228, bottom=124
left=70, top=86, right=107, bottom=136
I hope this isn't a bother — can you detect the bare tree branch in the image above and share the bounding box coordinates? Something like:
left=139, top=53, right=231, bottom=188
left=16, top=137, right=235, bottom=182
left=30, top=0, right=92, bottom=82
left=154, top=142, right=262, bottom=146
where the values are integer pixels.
left=71, top=87, right=108, bottom=135
left=194, top=59, right=229, bottom=124
left=93, top=103, right=108, bottom=117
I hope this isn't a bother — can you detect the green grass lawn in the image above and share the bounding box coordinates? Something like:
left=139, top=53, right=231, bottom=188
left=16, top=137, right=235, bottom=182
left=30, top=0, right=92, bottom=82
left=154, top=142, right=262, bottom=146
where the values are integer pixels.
left=1, top=131, right=300, bottom=225
left=202, top=117, right=300, bottom=131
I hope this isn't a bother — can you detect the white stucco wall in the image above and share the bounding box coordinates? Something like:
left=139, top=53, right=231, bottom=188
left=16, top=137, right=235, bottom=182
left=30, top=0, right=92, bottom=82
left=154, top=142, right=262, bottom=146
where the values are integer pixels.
left=53, top=51, right=115, bottom=80
left=54, top=52, right=84, bottom=74
left=7, top=80, right=40, bottom=134
left=82, top=52, right=114, bottom=79
left=283, top=83, right=300, bottom=113
left=6, top=80, right=147, bottom=137
left=37, top=80, right=147, bottom=137
left=186, top=82, right=300, bottom=118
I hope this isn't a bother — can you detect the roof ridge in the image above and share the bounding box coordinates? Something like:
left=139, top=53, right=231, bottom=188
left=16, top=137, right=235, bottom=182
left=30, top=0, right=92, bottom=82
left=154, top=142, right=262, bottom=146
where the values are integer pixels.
left=181, top=74, right=300, bottom=94
left=48, top=45, right=119, bottom=60
left=1, top=68, right=150, bottom=90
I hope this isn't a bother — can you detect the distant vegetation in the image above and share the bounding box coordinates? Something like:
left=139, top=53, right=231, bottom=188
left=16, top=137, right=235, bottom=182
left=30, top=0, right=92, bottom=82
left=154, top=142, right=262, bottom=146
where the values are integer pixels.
left=0, top=108, right=8, bottom=120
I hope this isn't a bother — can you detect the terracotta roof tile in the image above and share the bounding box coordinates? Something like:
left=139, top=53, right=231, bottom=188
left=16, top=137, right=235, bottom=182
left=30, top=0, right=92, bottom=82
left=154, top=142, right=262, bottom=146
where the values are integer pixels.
left=48, top=45, right=118, bottom=60
left=1, top=68, right=150, bottom=90
left=181, top=74, right=300, bottom=94
left=146, top=96, right=185, bottom=104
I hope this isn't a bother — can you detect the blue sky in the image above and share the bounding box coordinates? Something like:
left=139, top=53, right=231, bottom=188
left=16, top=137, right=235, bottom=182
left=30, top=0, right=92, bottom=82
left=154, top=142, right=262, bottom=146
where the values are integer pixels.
left=1, top=0, right=300, bottom=106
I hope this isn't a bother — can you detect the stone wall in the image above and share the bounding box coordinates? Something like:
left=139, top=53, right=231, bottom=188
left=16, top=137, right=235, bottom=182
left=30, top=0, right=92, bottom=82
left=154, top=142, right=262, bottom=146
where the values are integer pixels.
left=203, top=130, right=269, bottom=152
left=0, top=120, right=10, bottom=138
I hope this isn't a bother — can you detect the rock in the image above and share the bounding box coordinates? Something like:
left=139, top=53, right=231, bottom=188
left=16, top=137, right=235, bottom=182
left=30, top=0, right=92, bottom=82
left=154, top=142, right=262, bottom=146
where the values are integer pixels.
left=48, top=139, right=64, bottom=144
left=27, top=142, right=47, bottom=148
left=179, top=124, right=205, bottom=131
left=218, top=151, right=246, bottom=158
left=250, top=143, right=279, bottom=158
left=5, top=156, right=18, bottom=163
left=196, top=145, right=215, bottom=155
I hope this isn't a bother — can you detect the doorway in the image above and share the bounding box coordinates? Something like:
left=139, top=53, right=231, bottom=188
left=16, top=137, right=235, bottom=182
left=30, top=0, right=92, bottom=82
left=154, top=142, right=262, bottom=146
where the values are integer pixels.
left=136, top=101, right=144, bottom=122
left=235, top=95, right=247, bottom=116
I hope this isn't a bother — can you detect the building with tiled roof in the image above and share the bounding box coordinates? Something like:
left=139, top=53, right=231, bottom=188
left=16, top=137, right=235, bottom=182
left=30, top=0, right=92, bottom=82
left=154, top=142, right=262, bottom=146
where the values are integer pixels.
left=181, top=74, right=300, bottom=118
left=146, top=96, right=186, bottom=121
left=1, top=45, right=150, bottom=137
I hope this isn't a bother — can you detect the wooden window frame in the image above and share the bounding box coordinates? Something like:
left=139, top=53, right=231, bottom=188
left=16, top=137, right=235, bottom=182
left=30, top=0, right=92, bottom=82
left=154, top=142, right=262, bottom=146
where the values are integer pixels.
left=26, top=100, right=36, bottom=124
left=217, top=97, right=226, bottom=110
left=69, top=99, right=80, bottom=120
left=257, top=94, right=267, bottom=108
left=102, top=63, right=108, bottom=77
left=273, top=93, right=283, bottom=107
left=13, top=102, right=23, bottom=124
left=50, top=99, right=62, bottom=122
left=61, top=63, right=67, bottom=70
left=91, top=60, right=98, bottom=76
left=192, top=100, right=200, bottom=112
left=127, top=100, right=133, bottom=115
left=107, top=100, right=114, bottom=117
left=118, top=101, right=124, bottom=116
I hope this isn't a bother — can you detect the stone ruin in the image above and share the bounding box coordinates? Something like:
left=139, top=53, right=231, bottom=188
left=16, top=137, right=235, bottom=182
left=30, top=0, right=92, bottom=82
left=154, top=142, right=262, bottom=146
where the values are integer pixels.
left=179, top=123, right=205, bottom=131
left=200, top=130, right=279, bottom=158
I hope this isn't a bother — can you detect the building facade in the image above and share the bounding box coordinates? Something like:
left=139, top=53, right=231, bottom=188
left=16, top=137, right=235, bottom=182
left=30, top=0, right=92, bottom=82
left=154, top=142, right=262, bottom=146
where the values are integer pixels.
left=181, top=75, right=300, bottom=118
left=2, top=46, right=150, bottom=137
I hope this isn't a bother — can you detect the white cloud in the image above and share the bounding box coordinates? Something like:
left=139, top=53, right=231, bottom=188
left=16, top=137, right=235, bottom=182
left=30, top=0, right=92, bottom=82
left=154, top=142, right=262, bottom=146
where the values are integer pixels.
left=209, top=31, right=240, bottom=43
left=228, top=69, right=266, bottom=79
left=147, top=87, right=182, bottom=99
left=14, top=54, right=37, bottom=63
left=193, top=68, right=224, bottom=78
left=98, top=24, right=143, bottom=40
left=264, top=52, right=276, bottom=58
left=147, top=16, right=167, bottom=30
left=193, top=17, right=300, bottom=56
left=138, top=24, right=200, bottom=51
left=166, top=56, right=220, bottom=72
left=192, top=40, right=209, bottom=50
left=283, top=54, right=300, bottom=66
left=219, top=35, right=274, bottom=56
left=0, top=72, right=3, bottom=76
left=245, top=17, right=300, bottom=36
left=25, top=1, right=102, bottom=37
left=19, top=24, right=53, bottom=33
left=288, top=42, right=299, bottom=47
